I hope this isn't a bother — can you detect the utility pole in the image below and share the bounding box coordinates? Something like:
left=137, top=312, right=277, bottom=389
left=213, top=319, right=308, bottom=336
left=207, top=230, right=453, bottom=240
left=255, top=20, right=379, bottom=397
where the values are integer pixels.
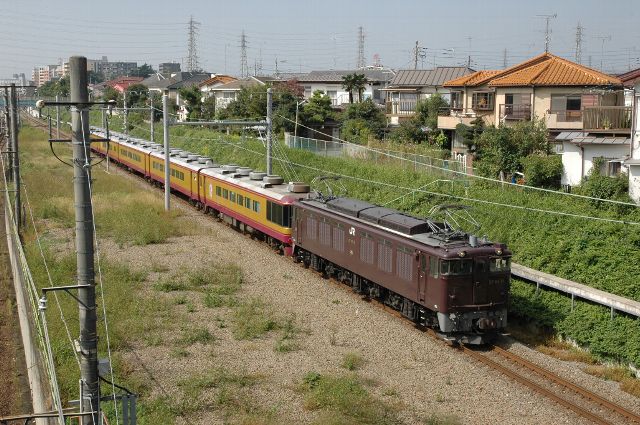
left=55, top=94, right=60, bottom=139
left=266, top=88, right=272, bottom=175
left=413, top=41, right=419, bottom=70
left=123, top=90, right=128, bottom=136
left=69, top=56, right=100, bottom=425
left=575, top=22, right=584, bottom=64
left=3, top=88, right=10, bottom=182
left=9, top=84, right=20, bottom=231
left=503, top=49, right=508, bottom=68
left=150, top=97, right=154, bottom=143
left=163, top=90, right=170, bottom=211
left=594, top=35, right=611, bottom=71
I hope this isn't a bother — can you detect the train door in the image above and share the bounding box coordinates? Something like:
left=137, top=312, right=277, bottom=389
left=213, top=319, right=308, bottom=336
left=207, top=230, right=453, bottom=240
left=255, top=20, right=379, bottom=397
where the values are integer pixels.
left=473, top=258, right=489, bottom=304
left=417, top=252, right=427, bottom=302
left=199, top=174, right=206, bottom=204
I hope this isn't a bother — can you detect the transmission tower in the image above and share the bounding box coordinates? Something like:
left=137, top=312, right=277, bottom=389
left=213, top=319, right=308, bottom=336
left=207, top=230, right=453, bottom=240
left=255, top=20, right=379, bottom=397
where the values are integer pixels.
left=186, top=16, right=201, bottom=72
left=536, top=13, right=557, bottom=53
left=575, top=22, right=584, bottom=64
left=240, top=30, right=249, bottom=78
left=357, top=26, right=365, bottom=68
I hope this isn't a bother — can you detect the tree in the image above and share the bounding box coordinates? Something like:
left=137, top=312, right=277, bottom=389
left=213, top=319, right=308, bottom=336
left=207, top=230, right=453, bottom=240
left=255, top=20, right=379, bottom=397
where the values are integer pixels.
left=36, top=76, right=70, bottom=97
left=390, top=94, right=450, bottom=144
left=302, top=90, right=334, bottom=125
left=134, top=63, right=155, bottom=78
left=201, top=95, right=216, bottom=120
left=87, top=70, right=105, bottom=84
left=102, top=86, right=120, bottom=103
left=125, top=84, right=149, bottom=107
left=341, top=98, right=386, bottom=143
left=342, top=73, right=368, bottom=103
left=414, top=94, right=448, bottom=131
left=179, top=85, right=203, bottom=121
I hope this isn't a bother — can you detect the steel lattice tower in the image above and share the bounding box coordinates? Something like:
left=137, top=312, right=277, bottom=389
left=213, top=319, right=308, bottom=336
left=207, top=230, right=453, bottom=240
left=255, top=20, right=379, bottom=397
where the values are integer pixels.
left=575, top=22, right=584, bottom=64
left=357, top=26, right=365, bottom=69
left=240, top=31, right=249, bottom=78
left=187, top=16, right=201, bottom=72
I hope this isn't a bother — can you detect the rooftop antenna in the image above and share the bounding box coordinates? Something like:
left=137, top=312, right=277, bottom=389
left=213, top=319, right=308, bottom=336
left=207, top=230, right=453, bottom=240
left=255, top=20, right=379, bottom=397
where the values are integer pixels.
left=536, top=14, right=557, bottom=52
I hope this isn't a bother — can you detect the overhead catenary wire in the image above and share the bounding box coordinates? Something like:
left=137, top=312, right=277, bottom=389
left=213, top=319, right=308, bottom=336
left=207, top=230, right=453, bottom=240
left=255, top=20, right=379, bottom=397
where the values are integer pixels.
left=115, top=122, right=640, bottom=227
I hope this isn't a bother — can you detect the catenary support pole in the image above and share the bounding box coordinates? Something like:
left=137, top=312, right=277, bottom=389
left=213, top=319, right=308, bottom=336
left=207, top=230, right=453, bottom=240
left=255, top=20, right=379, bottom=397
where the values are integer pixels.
left=150, top=97, right=154, bottom=143
left=69, top=56, right=100, bottom=425
left=9, top=84, right=20, bottom=231
left=3, top=88, right=10, bottom=182
left=55, top=94, right=60, bottom=139
left=163, top=90, right=170, bottom=211
left=123, top=91, right=128, bottom=136
left=266, top=87, right=272, bottom=175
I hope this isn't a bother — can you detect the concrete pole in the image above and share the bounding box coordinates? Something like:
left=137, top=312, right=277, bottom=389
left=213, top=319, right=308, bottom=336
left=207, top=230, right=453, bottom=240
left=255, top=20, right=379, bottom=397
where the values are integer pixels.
left=9, top=84, right=20, bottom=231
left=163, top=90, right=170, bottom=211
left=55, top=94, right=60, bottom=139
left=69, top=56, right=100, bottom=425
left=3, top=88, right=10, bottom=182
left=101, top=108, right=106, bottom=130
left=123, top=90, right=128, bottom=136
left=150, top=97, right=154, bottom=143
left=266, top=87, right=272, bottom=175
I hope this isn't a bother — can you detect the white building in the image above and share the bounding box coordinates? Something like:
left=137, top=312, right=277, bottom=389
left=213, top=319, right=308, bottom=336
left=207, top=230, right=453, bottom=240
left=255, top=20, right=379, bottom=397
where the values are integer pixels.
left=626, top=81, right=640, bottom=203
left=296, top=69, right=395, bottom=106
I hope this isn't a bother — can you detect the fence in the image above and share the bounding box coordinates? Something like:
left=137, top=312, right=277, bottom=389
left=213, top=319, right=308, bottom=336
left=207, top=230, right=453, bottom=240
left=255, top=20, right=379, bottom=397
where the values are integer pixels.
left=285, top=134, right=470, bottom=175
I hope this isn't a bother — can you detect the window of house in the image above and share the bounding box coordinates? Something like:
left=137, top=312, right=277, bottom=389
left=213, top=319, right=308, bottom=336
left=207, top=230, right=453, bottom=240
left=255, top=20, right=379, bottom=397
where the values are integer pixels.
left=472, top=92, right=494, bottom=110
left=551, top=95, right=583, bottom=121
left=450, top=91, right=463, bottom=109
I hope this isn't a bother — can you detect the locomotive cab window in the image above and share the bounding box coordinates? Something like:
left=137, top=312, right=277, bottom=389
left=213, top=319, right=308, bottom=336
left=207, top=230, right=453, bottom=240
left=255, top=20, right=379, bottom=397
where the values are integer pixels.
left=440, top=259, right=473, bottom=276
left=266, top=201, right=292, bottom=227
left=489, top=257, right=511, bottom=273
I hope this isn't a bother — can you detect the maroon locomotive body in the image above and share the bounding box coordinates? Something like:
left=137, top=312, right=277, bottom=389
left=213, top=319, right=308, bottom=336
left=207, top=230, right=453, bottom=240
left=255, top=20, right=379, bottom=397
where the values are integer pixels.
left=292, top=197, right=511, bottom=344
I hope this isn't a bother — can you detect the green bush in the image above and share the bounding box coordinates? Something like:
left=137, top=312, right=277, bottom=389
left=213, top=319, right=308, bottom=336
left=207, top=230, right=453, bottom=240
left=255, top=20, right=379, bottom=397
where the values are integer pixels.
left=521, top=154, right=563, bottom=188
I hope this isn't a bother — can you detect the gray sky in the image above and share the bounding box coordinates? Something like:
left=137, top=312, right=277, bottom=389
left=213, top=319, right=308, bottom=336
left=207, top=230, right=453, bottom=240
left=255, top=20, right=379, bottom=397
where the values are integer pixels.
left=2, top=0, right=639, bottom=78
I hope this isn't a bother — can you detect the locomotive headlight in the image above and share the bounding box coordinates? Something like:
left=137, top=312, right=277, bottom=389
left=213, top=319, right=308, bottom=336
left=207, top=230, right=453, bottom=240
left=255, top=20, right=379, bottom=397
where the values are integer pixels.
left=495, top=249, right=503, bottom=255
left=458, top=251, right=466, bottom=258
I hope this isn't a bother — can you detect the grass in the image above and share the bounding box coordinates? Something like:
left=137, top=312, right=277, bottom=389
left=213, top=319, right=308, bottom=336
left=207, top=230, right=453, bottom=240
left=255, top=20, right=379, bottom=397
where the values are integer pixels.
left=178, top=327, right=215, bottom=346
left=232, top=299, right=279, bottom=340
left=153, top=278, right=188, bottom=292
left=300, top=372, right=401, bottom=425
left=274, top=316, right=301, bottom=353
left=583, top=365, right=640, bottom=398
left=508, top=323, right=596, bottom=364
left=342, top=353, right=366, bottom=371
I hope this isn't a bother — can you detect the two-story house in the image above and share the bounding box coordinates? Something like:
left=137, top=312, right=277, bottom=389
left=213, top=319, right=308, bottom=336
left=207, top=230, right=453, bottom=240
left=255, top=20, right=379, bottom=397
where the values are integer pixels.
left=205, top=76, right=275, bottom=110
left=381, top=67, right=475, bottom=125
left=620, top=68, right=640, bottom=203
left=296, top=69, right=395, bottom=106
left=437, top=53, right=629, bottom=186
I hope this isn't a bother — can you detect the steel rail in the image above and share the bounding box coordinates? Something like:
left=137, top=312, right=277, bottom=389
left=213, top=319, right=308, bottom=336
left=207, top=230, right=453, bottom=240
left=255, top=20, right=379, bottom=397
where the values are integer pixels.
left=492, top=346, right=640, bottom=424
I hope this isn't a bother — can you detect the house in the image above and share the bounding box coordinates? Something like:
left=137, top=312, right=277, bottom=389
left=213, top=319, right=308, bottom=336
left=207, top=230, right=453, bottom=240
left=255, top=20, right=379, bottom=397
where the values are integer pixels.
left=380, top=67, right=475, bottom=125
left=141, top=71, right=211, bottom=98
left=437, top=53, right=630, bottom=187
left=110, top=76, right=144, bottom=93
left=206, top=76, right=273, bottom=110
left=295, top=69, right=395, bottom=106
left=199, top=75, right=238, bottom=97
left=621, top=70, right=640, bottom=203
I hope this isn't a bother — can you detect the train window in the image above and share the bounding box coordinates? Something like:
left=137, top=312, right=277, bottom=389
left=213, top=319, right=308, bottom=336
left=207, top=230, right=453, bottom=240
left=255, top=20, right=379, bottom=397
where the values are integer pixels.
left=230, top=192, right=236, bottom=202
left=252, top=200, right=260, bottom=213
left=429, top=256, right=439, bottom=278
left=440, top=259, right=473, bottom=276
left=332, top=225, right=345, bottom=252
left=216, top=186, right=222, bottom=197
left=237, top=194, right=244, bottom=206
left=377, top=240, right=393, bottom=273
left=223, top=188, right=229, bottom=199
left=360, top=235, right=375, bottom=265
left=489, top=257, right=511, bottom=273
left=396, top=247, right=412, bottom=281
left=420, top=254, right=427, bottom=272
left=245, top=197, right=251, bottom=209
left=266, top=201, right=292, bottom=227
left=319, top=220, right=331, bottom=246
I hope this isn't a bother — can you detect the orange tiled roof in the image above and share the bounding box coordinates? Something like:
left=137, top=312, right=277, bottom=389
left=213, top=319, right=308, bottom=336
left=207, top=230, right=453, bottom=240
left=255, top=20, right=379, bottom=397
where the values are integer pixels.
left=443, top=53, right=622, bottom=88
left=443, top=70, right=501, bottom=87
left=199, top=75, right=237, bottom=87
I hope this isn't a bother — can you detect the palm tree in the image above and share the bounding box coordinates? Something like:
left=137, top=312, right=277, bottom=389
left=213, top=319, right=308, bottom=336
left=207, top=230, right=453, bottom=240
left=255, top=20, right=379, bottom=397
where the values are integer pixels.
left=342, top=73, right=369, bottom=103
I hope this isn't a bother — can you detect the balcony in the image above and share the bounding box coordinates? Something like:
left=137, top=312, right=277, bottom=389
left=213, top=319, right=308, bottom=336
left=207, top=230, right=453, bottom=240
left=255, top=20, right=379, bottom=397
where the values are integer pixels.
left=499, top=104, right=531, bottom=121
left=437, top=108, right=480, bottom=129
left=386, top=100, right=417, bottom=116
left=582, top=106, right=632, bottom=132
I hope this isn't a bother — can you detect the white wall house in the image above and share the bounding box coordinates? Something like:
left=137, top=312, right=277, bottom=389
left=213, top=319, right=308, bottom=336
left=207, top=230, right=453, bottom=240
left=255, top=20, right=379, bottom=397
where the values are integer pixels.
left=560, top=136, right=630, bottom=186
left=626, top=80, right=640, bottom=203
left=296, top=69, right=395, bottom=106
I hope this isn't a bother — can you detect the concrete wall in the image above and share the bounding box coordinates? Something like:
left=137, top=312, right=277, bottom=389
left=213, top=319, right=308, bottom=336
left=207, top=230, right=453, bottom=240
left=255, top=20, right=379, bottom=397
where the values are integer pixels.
left=561, top=142, right=629, bottom=186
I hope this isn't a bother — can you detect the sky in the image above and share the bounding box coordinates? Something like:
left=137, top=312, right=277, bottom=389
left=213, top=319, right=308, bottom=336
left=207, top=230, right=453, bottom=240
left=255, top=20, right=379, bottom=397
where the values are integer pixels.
left=2, top=0, right=639, bottom=78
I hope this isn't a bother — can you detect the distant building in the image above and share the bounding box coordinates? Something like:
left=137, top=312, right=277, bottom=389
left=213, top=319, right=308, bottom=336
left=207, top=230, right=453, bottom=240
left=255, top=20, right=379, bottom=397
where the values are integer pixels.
left=159, top=62, right=181, bottom=75
left=62, top=56, right=138, bottom=79
left=295, top=69, right=395, bottom=106
left=31, top=65, right=60, bottom=87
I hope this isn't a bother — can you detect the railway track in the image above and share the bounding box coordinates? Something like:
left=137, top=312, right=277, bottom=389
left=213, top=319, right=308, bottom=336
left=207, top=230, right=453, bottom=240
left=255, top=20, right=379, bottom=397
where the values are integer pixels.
left=23, top=115, right=640, bottom=424
left=461, top=344, right=640, bottom=425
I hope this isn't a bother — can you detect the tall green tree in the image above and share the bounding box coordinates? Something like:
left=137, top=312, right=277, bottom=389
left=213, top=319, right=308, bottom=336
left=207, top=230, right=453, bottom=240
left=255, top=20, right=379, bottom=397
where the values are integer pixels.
left=134, top=63, right=155, bottom=78
left=302, top=90, right=334, bottom=125
left=342, top=73, right=368, bottom=103
left=125, top=84, right=149, bottom=107
left=179, top=85, right=203, bottom=121
left=341, top=98, right=386, bottom=143
left=36, top=76, right=70, bottom=97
